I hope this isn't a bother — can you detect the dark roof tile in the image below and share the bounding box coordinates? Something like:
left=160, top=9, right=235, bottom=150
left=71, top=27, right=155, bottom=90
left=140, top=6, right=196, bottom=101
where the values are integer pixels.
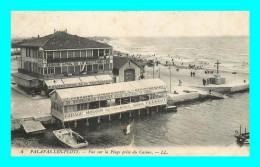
left=20, top=31, right=112, bottom=50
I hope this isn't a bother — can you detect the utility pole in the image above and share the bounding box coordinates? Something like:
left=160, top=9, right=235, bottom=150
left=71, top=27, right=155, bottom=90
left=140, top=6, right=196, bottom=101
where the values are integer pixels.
left=153, top=54, right=155, bottom=79
left=170, top=62, right=172, bottom=93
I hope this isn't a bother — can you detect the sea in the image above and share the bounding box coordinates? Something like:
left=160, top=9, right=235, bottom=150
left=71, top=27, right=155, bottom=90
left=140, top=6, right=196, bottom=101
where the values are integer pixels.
left=106, top=36, right=249, bottom=73
left=11, top=36, right=249, bottom=149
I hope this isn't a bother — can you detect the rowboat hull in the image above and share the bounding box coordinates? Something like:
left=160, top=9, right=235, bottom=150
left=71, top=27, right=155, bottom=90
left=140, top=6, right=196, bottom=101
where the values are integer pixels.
left=53, top=129, right=88, bottom=149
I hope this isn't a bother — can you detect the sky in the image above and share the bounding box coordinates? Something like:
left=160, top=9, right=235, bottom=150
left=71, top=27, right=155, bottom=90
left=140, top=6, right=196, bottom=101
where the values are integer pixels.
left=11, top=11, right=249, bottom=38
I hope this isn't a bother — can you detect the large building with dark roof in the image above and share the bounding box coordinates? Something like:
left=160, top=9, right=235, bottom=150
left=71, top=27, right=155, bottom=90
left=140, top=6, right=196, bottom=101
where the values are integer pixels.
left=12, top=31, right=114, bottom=94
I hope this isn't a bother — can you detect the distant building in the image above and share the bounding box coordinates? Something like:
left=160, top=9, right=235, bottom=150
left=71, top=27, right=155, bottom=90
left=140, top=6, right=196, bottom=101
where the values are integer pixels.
left=113, top=56, right=144, bottom=82
left=12, top=31, right=114, bottom=94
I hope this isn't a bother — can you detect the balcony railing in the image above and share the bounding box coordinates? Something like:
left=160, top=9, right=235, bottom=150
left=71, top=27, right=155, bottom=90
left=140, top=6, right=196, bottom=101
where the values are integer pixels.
left=18, top=68, right=111, bottom=80
left=46, top=56, right=109, bottom=63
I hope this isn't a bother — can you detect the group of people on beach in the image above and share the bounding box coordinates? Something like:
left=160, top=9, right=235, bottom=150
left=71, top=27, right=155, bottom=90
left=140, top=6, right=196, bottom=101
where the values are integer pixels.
left=190, top=71, right=196, bottom=77
left=202, top=78, right=212, bottom=86
left=205, top=70, right=214, bottom=74
left=189, top=64, right=203, bottom=70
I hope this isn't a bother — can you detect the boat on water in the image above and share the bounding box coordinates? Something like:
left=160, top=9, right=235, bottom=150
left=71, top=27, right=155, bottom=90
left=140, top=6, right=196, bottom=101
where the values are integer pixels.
left=235, top=126, right=249, bottom=145
left=53, top=129, right=88, bottom=148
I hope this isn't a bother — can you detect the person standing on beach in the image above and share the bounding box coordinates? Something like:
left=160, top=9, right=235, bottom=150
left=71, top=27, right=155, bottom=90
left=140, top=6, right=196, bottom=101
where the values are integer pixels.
left=190, top=71, right=193, bottom=77
left=179, top=79, right=182, bottom=86
left=202, top=79, right=206, bottom=86
left=193, top=72, right=195, bottom=77
left=207, top=79, right=210, bottom=85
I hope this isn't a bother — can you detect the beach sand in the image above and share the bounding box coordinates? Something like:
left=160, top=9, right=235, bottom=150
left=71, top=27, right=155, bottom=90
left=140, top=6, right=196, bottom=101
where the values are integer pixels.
left=143, top=64, right=249, bottom=93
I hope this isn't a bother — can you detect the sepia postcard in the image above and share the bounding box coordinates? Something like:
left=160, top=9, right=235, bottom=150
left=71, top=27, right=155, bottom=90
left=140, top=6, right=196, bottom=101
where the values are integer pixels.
left=11, top=11, right=249, bottom=156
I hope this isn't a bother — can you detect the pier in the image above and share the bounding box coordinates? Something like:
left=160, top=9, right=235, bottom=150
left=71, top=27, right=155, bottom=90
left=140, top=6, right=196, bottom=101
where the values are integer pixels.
left=50, top=79, right=168, bottom=126
left=193, top=83, right=249, bottom=93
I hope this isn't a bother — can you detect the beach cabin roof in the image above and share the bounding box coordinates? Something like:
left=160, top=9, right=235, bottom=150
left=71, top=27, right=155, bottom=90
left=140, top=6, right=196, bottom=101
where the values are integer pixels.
left=113, top=56, right=143, bottom=69
left=53, top=79, right=166, bottom=101
left=19, top=31, right=112, bottom=50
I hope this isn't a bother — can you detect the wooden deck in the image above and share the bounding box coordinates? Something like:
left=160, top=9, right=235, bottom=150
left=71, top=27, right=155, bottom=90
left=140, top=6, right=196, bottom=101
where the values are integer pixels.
left=22, top=120, right=46, bottom=133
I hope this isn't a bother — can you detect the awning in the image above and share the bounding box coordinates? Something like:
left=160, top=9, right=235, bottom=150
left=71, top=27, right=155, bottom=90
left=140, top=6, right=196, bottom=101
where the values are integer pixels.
left=62, top=78, right=81, bottom=85
left=55, top=78, right=167, bottom=100
left=11, top=73, right=37, bottom=81
left=95, top=75, right=112, bottom=81
left=44, top=79, right=64, bottom=87
left=44, top=75, right=113, bottom=89
left=79, top=76, right=98, bottom=83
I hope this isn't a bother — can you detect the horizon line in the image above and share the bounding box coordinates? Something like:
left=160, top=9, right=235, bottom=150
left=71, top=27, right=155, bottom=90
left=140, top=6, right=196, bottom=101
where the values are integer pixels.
left=11, top=35, right=249, bottom=40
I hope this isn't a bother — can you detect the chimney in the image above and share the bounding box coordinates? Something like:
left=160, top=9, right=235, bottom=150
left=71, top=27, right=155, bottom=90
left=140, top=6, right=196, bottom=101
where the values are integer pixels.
left=38, top=35, right=40, bottom=39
